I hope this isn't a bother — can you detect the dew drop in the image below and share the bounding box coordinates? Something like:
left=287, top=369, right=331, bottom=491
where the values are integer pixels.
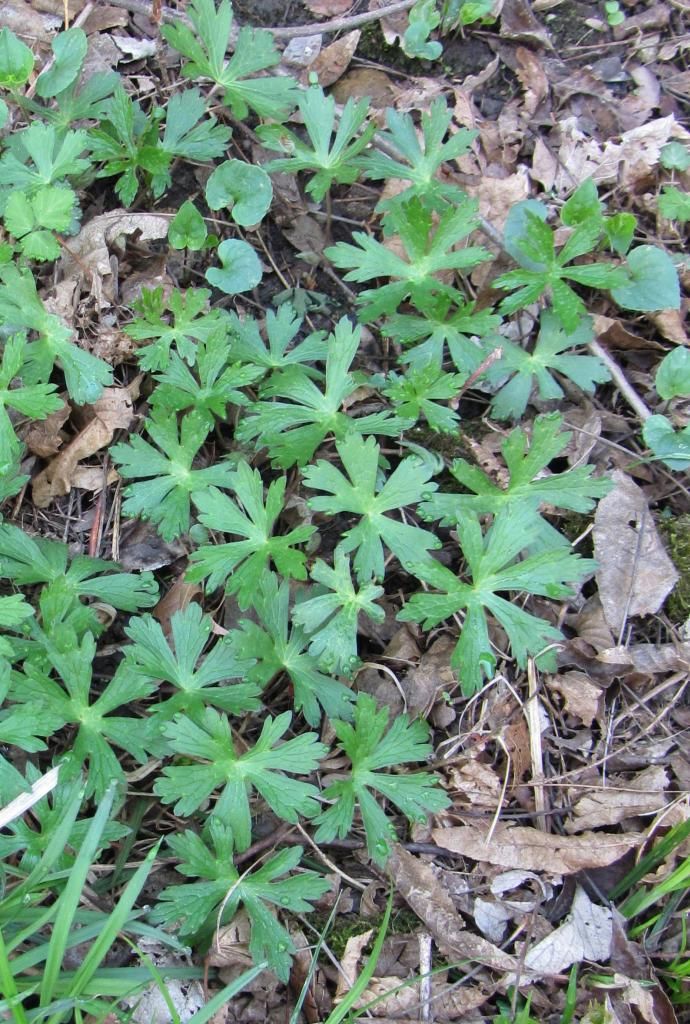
left=374, top=839, right=389, bottom=858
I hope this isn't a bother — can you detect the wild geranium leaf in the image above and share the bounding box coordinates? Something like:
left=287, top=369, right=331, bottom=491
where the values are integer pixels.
left=168, top=200, right=208, bottom=251
left=611, top=245, right=681, bottom=312
left=382, top=362, right=464, bottom=432
left=154, top=707, right=327, bottom=851
left=420, top=412, right=612, bottom=550
left=161, top=0, right=298, bottom=119
left=398, top=505, right=596, bottom=695
left=206, top=159, right=273, bottom=226
left=0, top=123, right=90, bottom=198
left=232, top=571, right=355, bottom=726
left=89, top=85, right=169, bottom=205
left=30, top=70, right=118, bottom=131
left=360, top=98, right=474, bottom=214
left=326, top=196, right=491, bottom=320
left=149, top=818, right=329, bottom=979
left=161, top=87, right=230, bottom=163
left=226, top=303, right=327, bottom=376
left=112, top=410, right=235, bottom=541
left=643, top=414, right=690, bottom=471
left=0, top=333, right=63, bottom=471
left=121, top=603, right=259, bottom=753
left=0, top=523, right=158, bottom=636
left=126, top=287, right=228, bottom=371
left=384, top=295, right=502, bottom=373
left=303, top=433, right=441, bottom=582
left=0, top=27, right=34, bottom=89
left=655, top=346, right=690, bottom=400
left=188, top=461, right=315, bottom=607
left=8, top=632, right=154, bottom=799
left=496, top=200, right=627, bottom=331
left=149, top=328, right=263, bottom=425
left=293, top=551, right=385, bottom=676
left=0, top=593, right=33, bottom=629
left=485, top=310, right=609, bottom=419
left=5, top=185, right=78, bottom=261
left=236, top=318, right=409, bottom=468
left=206, top=238, right=262, bottom=294
left=0, top=265, right=112, bottom=403
left=261, top=86, right=375, bottom=202
left=35, top=28, right=87, bottom=98
left=313, top=693, right=450, bottom=866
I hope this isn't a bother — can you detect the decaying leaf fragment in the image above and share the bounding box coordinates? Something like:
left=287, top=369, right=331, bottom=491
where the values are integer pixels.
left=593, top=472, right=679, bottom=634
left=513, top=886, right=612, bottom=980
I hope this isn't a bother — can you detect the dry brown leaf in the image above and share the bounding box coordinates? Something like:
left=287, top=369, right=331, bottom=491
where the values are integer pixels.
left=500, top=0, right=552, bottom=47
left=332, top=68, right=397, bottom=109
left=282, top=214, right=327, bottom=263
left=387, top=845, right=517, bottom=972
left=400, top=635, right=455, bottom=716
left=594, top=315, right=666, bottom=352
left=205, top=911, right=253, bottom=969
left=59, top=211, right=170, bottom=306
left=0, top=1, right=60, bottom=41
left=613, top=3, right=671, bottom=39
left=154, top=582, right=202, bottom=635
left=117, top=519, right=187, bottom=572
left=334, top=929, right=374, bottom=1002
left=596, top=642, right=690, bottom=675
left=307, top=30, right=360, bottom=87
left=514, top=886, right=612, bottom=980
left=572, top=594, right=615, bottom=652
left=21, top=400, right=71, bottom=458
left=547, top=672, right=603, bottom=726
left=432, top=823, right=640, bottom=873
left=515, top=46, right=549, bottom=116
left=566, top=766, right=668, bottom=833
left=531, top=136, right=557, bottom=191
left=448, top=758, right=503, bottom=811
left=370, top=0, right=409, bottom=44
left=32, top=384, right=138, bottom=508
left=593, top=472, right=679, bottom=635
left=649, top=309, right=689, bottom=345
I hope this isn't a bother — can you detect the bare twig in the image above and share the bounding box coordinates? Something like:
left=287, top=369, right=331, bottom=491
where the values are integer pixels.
left=589, top=337, right=653, bottom=422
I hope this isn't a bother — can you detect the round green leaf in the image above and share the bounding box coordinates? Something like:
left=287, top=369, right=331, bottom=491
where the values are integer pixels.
left=611, top=245, right=680, bottom=312
left=655, top=346, right=690, bottom=400
left=0, top=27, right=34, bottom=89
left=168, top=200, right=208, bottom=250
left=206, top=239, right=262, bottom=294
left=205, top=160, right=273, bottom=227
left=643, top=414, right=690, bottom=471
left=36, top=27, right=87, bottom=98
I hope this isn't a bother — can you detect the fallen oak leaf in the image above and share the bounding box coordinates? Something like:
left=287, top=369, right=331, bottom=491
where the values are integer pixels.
left=432, top=823, right=640, bottom=873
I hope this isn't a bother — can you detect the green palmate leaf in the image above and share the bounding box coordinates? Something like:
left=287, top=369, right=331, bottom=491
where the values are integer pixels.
left=0, top=332, right=63, bottom=473
left=236, top=318, right=409, bottom=468
left=0, top=593, right=33, bottom=629
left=226, top=302, right=327, bottom=376
left=420, top=412, right=612, bottom=550
left=360, top=98, right=474, bottom=214
left=326, top=195, right=491, bottom=320
left=168, top=200, right=208, bottom=250
left=303, top=433, right=441, bottom=582
left=496, top=200, right=627, bottom=331
left=161, top=87, right=231, bottom=163
left=0, top=123, right=90, bottom=199
left=154, top=708, right=327, bottom=851
left=314, top=693, right=450, bottom=866
left=4, top=185, right=79, bottom=261
left=261, top=86, right=375, bottom=202
left=0, top=27, right=34, bottom=88
left=292, top=550, right=385, bottom=676
left=382, top=362, right=464, bottom=432
left=121, top=603, right=260, bottom=753
left=0, top=264, right=111, bottom=403
left=126, top=286, right=228, bottom=370
left=206, top=238, right=263, bottom=294
left=484, top=310, right=609, bottom=419
left=655, top=346, right=690, bottom=400
left=658, top=185, right=690, bottom=223
left=112, top=410, right=235, bottom=541
left=149, top=818, right=329, bottom=979
left=643, top=414, right=690, bottom=471
left=398, top=505, right=596, bottom=695
left=403, top=0, right=443, bottom=59
left=0, top=522, right=158, bottom=636
left=88, top=85, right=169, bottom=204
left=8, top=632, right=154, bottom=799
left=384, top=294, right=502, bottom=372
left=561, top=178, right=636, bottom=256
left=611, top=245, right=681, bottom=311
left=161, top=0, right=298, bottom=119
left=35, top=27, right=87, bottom=98
left=232, top=571, right=355, bottom=726
left=150, top=328, right=263, bottom=424
left=188, top=460, right=315, bottom=608
left=206, top=159, right=273, bottom=226
left=660, top=142, right=690, bottom=171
